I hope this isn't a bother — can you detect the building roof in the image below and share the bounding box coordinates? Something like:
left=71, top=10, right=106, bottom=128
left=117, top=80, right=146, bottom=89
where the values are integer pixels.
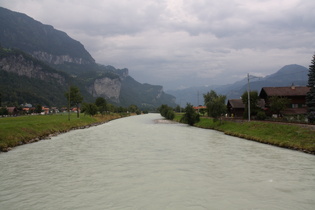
left=227, top=99, right=245, bottom=109
left=193, top=106, right=207, bottom=110
left=260, top=86, right=310, bottom=97
left=227, top=99, right=265, bottom=109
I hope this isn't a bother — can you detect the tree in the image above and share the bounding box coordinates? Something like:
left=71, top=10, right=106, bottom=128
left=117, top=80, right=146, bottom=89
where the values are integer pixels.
left=128, top=104, right=138, bottom=113
left=82, top=103, right=98, bottom=116
left=241, top=91, right=259, bottom=119
left=204, top=90, right=226, bottom=121
left=306, top=54, right=315, bottom=123
left=180, top=103, right=200, bottom=125
left=65, top=86, right=83, bottom=118
left=34, top=104, right=42, bottom=114
left=159, top=104, right=175, bottom=120
left=269, top=96, right=290, bottom=117
left=95, top=97, right=107, bottom=115
left=0, top=107, right=8, bottom=116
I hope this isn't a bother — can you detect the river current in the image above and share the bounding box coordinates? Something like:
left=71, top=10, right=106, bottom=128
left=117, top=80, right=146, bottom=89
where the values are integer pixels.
left=0, top=114, right=315, bottom=209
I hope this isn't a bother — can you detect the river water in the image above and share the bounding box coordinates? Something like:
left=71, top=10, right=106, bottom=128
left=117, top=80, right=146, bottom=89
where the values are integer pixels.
left=0, top=114, right=315, bottom=210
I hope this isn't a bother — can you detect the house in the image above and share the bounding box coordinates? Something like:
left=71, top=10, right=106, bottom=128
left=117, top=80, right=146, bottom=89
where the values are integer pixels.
left=7, top=107, right=18, bottom=115
left=227, top=99, right=266, bottom=118
left=259, top=85, right=310, bottom=115
left=42, top=107, right=50, bottom=115
left=227, top=99, right=245, bottom=118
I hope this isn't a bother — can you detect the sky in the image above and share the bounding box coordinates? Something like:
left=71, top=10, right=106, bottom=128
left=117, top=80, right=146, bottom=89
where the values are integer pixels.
left=1, top=0, right=315, bottom=90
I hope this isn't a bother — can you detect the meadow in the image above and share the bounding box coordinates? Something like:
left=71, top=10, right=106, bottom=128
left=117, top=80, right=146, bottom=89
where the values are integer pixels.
left=0, top=113, right=122, bottom=152
left=175, top=114, right=315, bottom=154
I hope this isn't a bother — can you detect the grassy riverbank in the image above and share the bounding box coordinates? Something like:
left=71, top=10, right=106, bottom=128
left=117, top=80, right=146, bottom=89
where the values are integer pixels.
left=0, top=113, right=123, bottom=152
left=174, top=114, right=315, bottom=154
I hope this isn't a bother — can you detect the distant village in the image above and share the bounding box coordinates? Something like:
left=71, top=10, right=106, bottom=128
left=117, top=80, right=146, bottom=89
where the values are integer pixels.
left=0, top=84, right=311, bottom=122
left=194, top=85, right=310, bottom=122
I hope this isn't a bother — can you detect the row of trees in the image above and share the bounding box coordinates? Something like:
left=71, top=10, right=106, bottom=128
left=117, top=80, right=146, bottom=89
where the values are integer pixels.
left=64, top=85, right=144, bottom=117
left=306, top=54, right=315, bottom=123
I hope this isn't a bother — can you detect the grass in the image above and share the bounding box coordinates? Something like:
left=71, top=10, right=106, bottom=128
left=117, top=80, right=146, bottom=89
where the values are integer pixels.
left=175, top=114, right=315, bottom=154
left=0, top=113, right=122, bottom=152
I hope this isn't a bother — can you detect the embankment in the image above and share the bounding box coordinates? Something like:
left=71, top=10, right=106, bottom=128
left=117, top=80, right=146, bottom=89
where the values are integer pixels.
left=0, top=113, right=124, bottom=152
left=174, top=115, right=315, bottom=155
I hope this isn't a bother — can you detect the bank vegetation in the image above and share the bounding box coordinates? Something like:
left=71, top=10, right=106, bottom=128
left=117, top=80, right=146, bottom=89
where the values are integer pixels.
left=174, top=114, right=315, bottom=155
left=0, top=113, right=123, bottom=152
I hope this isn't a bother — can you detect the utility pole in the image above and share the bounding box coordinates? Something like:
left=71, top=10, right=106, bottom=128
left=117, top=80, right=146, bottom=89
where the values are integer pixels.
left=247, top=73, right=251, bottom=121
left=68, top=85, right=71, bottom=121
left=197, top=91, right=200, bottom=114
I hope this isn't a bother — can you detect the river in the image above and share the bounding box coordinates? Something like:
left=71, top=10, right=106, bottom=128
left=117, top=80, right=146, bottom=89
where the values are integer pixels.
left=0, top=114, right=315, bottom=210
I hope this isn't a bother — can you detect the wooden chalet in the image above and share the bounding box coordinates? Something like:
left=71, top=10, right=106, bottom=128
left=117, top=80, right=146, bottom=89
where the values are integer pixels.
left=227, top=99, right=266, bottom=118
left=227, top=99, right=244, bottom=118
left=259, top=85, right=310, bottom=115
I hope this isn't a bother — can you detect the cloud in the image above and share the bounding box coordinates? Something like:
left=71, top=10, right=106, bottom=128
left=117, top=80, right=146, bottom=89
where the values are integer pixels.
left=1, top=0, right=315, bottom=90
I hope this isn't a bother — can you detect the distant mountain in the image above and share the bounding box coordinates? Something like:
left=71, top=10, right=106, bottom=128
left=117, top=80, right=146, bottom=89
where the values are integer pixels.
left=167, top=64, right=309, bottom=106
left=0, top=47, right=83, bottom=106
left=0, top=7, right=176, bottom=109
left=0, top=7, right=94, bottom=65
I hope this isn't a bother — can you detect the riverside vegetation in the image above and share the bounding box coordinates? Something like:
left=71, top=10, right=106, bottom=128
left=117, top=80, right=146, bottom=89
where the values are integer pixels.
left=0, top=113, right=123, bottom=152
left=174, top=113, right=315, bottom=155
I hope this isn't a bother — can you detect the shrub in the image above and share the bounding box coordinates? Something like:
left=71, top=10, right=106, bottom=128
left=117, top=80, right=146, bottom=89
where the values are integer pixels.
left=256, top=111, right=266, bottom=120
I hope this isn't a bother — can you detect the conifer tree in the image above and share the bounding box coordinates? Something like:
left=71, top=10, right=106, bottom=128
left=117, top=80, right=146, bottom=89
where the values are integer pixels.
left=306, top=54, right=315, bottom=123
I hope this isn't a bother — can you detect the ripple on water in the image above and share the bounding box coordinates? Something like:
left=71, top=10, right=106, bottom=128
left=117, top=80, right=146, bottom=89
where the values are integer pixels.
left=1, top=114, right=315, bottom=210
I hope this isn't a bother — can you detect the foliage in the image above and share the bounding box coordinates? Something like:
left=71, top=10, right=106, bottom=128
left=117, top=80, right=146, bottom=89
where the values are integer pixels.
left=306, top=54, right=315, bottom=123
left=173, top=114, right=315, bottom=154
left=174, top=105, right=182, bottom=112
left=128, top=104, right=139, bottom=113
left=95, top=97, right=107, bottom=115
left=0, top=113, right=122, bottom=151
left=269, top=96, right=290, bottom=116
left=0, top=107, right=8, bottom=115
left=180, top=103, right=200, bottom=125
left=34, top=104, right=42, bottom=114
left=256, top=111, right=267, bottom=120
left=159, top=104, right=175, bottom=120
left=204, top=90, right=226, bottom=121
left=241, top=91, right=259, bottom=119
left=65, top=86, right=83, bottom=118
left=82, top=103, right=98, bottom=116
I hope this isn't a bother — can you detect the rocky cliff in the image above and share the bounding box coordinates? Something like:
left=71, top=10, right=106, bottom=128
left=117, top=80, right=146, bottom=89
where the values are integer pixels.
left=88, top=77, right=122, bottom=103
left=0, top=50, right=67, bottom=85
left=0, top=7, right=177, bottom=109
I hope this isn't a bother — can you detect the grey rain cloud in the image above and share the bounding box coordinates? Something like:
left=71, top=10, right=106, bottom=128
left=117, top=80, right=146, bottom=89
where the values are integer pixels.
left=1, top=0, right=315, bottom=90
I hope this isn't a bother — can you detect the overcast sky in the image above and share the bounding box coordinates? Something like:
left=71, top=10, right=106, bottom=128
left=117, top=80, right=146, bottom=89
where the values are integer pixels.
left=1, top=0, right=315, bottom=90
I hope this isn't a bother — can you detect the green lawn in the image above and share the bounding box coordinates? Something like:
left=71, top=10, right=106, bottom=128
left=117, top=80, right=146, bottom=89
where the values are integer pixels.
left=0, top=113, right=121, bottom=151
left=175, top=114, right=315, bottom=154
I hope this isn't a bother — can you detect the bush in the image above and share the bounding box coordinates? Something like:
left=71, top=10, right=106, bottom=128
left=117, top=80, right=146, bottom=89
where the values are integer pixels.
left=256, top=111, right=266, bottom=120
left=308, top=112, right=315, bottom=124
left=158, top=104, right=175, bottom=120
left=180, top=103, right=200, bottom=125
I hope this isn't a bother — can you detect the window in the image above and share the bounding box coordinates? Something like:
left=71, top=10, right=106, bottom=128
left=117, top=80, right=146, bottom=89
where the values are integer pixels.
left=292, top=104, right=298, bottom=108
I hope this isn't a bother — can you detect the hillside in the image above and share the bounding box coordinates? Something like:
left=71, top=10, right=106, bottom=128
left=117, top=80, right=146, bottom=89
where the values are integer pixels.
left=0, top=7, right=176, bottom=109
left=0, top=7, right=94, bottom=65
left=167, top=64, right=309, bottom=106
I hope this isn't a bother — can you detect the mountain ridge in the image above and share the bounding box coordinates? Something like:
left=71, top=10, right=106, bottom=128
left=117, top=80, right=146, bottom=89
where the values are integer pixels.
left=0, top=7, right=176, bottom=109
left=167, top=64, right=309, bottom=106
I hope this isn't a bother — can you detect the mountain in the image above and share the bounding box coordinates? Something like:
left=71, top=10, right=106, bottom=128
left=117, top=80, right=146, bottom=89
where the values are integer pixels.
left=167, top=64, right=309, bottom=106
left=0, top=7, right=175, bottom=109
left=0, top=7, right=94, bottom=65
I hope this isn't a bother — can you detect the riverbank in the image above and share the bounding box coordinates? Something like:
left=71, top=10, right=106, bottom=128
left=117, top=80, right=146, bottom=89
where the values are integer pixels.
left=0, top=113, right=124, bottom=152
left=174, top=114, right=315, bottom=155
